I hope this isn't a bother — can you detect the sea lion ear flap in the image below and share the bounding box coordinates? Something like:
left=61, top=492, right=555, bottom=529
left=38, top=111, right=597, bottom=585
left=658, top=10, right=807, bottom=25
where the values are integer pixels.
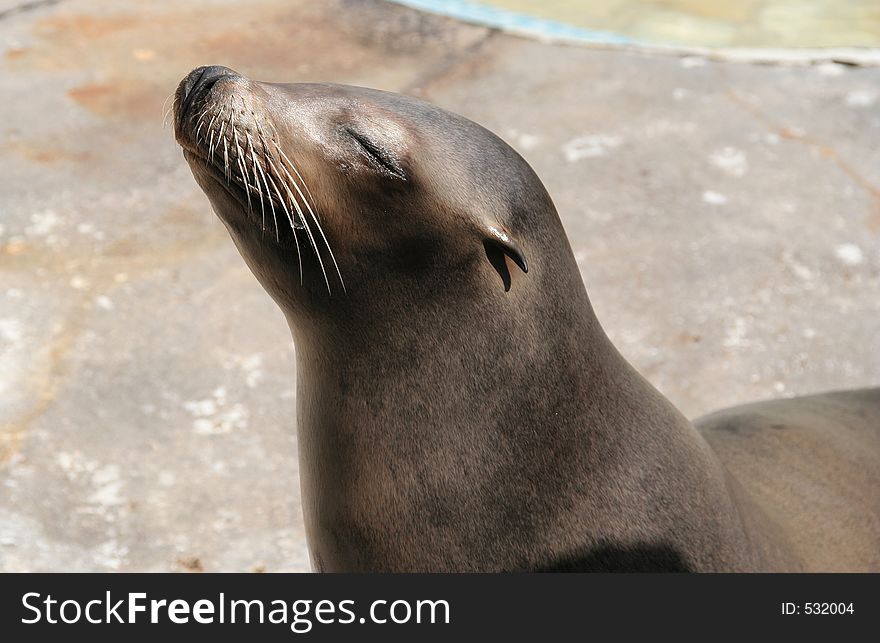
left=483, top=226, right=528, bottom=292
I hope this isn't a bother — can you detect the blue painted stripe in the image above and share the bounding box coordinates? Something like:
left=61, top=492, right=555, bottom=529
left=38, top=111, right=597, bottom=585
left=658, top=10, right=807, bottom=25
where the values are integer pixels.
left=385, top=0, right=639, bottom=46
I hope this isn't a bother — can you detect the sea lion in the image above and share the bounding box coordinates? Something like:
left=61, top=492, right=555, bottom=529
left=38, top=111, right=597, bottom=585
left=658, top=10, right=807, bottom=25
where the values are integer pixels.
left=173, top=65, right=880, bottom=572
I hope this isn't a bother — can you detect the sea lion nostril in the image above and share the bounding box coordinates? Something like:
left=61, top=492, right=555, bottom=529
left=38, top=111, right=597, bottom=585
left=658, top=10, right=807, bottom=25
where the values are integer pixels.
left=193, top=65, right=237, bottom=92
left=179, top=65, right=238, bottom=119
left=180, top=65, right=209, bottom=99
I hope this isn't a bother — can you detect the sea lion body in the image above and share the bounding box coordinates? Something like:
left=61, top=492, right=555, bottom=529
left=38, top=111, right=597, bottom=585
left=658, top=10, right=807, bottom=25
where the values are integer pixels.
left=697, top=389, right=880, bottom=571
left=173, top=66, right=879, bottom=572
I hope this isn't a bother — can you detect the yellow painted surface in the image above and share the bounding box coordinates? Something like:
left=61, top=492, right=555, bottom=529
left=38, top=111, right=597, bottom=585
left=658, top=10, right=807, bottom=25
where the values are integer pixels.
left=481, top=0, right=880, bottom=48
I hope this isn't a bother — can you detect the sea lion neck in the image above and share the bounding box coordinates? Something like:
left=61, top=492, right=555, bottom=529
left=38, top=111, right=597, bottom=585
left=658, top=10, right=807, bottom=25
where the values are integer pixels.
left=288, top=249, right=701, bottom=571
left=285, top=246, right=794, bottom=572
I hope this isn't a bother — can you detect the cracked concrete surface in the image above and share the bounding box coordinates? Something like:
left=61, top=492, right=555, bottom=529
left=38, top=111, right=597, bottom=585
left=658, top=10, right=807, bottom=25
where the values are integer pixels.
left=1, top=0, right=878, bottom=572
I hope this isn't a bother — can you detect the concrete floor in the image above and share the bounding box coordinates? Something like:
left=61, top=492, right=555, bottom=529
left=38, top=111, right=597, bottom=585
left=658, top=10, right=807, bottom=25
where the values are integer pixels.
left=1, top=0, right=878, bottom=572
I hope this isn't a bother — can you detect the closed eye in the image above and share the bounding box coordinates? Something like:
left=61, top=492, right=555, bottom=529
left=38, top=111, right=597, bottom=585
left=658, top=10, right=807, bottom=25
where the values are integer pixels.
left=344, top=127, right=407, bottom=180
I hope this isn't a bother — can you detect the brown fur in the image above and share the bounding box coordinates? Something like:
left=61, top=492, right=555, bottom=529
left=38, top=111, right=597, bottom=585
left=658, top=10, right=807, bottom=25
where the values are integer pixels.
left=174, top=66, right=879, bottom=572
left=697, top=389, right=880, bottom=571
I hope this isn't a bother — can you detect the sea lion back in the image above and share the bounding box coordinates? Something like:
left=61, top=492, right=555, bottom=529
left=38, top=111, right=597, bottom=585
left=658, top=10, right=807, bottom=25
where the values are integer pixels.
left=696, top=388, right=880, bottom=571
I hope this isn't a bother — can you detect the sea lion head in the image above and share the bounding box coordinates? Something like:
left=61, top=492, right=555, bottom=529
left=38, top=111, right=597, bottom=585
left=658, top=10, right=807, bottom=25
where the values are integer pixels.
left=174, top=66, right=556, bottom=328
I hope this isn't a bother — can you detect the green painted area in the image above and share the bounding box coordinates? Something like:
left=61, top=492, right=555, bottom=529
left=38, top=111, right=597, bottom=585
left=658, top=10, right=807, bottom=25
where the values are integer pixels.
left=480, top=0, right=880, bottom=48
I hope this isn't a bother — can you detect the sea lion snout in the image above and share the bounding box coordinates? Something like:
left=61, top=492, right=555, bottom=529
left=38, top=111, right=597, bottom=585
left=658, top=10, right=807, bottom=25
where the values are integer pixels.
left=177, top=65, right=237, bottom=118
left=174, top=65, right=257, bottom=151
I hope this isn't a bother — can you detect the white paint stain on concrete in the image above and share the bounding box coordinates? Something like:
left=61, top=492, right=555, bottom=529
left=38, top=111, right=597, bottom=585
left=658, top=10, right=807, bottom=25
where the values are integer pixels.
left=89, top=465, right=124, bottom=507
left=55, top=452, right=127, bottom=512
left=561, top=135, right=622, bottom=162
left=680, top=57, right=707, bottom=68
left=835, top=243, right=864, bottom=266
left=816, top=62, right=846, bottom=77
left=782, top=252, right=814, bottom=281
left=224, top=353, right=265, bottom=389
left=95, top=540, right=128, bottom=570
left=845, top=90, right=878, bottom=108
left=0, top=318, right=23, bottom=343
left=709, top=147, right=748, bottom=177
left=702, top=190, right=728, bottom=205
left=185, top=386, right=248, bottom=435
left=723, top=317, right=749, bottom=348
left=194, top=404, right=249, bottom=435
left=212, top=386, right=227, bottom=405
left=506, top=128, right=542, bottom=151
left=644, top=120, right=696, bottom=137
left=0, top=318, right=24, bottom=397
left=241, top=354, right=264, bottom=389
left=184, top=398, right=218, bottom=417
left=25, top=210, right=62, bottom=237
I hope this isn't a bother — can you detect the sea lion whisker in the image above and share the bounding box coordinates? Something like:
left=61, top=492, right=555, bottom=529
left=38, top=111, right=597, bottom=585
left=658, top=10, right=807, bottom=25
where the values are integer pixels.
left=265, top=170, right=305, bottom=284
left=299, top=205, right=331, bottom=294
left=307, top=216, right=344, bottom=293
left=265, top=172, right=292, bottom=227
left=272, top=150, right=317, bottom=222
left=195, top=109, right=209, bottom=132
left=206, top=109, right=221, bottom=147
left=217, top=111, right=227, bottom=142
left=275, top=144, right=319, bottom=214
left=223, top=137, right=230, bottom=184
left=193, top=111, right=211, bottom=145
left=209, top=105, right=226, bottom=160
left=163, top=109, right=172, bottom=129
left=233, top=132, right=253, bottom=214
left=275, top=150, right=345, bottom=291
left=208, top=129, right=216, bottom=165
left=232, top=128, right=243, bottom=177
left=162, top=92, right=177, bottom=128
left=247, top=134, right=267, bottom=233
left=195, top=109, right=213, bottom=144
left=265, top=156, right=305, bottom=283
left=260, top=140, right=330, bottom=292
left=235, top=154, right=252, bottom=214
left=264, top=154, right=300, bottom=225
left=264, top=144, right=326, bottom=290
left=253, top=140, right=280, bottom=242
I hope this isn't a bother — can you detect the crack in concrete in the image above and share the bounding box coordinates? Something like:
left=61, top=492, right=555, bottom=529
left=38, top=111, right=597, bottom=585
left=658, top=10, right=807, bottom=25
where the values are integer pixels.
left=0, top=0, right=62, bottom=21
left=720, top=72, right=880, bottom=232
left=0, top=216, right=229, bottom=466
left=0, top=290, right=86, bottom=465
left=400, top=28, right=497, bottom=95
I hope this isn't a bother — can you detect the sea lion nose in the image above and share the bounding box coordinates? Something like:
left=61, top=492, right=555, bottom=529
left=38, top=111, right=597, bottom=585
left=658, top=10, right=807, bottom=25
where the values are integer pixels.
left=178, top=65, right=238, bottom=117
left=183, top=65, right=237, bottom=96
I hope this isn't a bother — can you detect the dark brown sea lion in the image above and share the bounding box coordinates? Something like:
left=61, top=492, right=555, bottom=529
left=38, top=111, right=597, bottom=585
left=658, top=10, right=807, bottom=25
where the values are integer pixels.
left=173, top=65, right=880, bottom=572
